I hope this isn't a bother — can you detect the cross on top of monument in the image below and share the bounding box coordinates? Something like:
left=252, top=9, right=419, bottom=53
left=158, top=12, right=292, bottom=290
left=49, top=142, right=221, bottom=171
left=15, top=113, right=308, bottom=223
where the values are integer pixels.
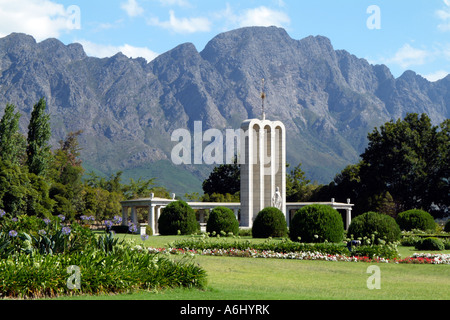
left=261, top=78, right=266, bottom=121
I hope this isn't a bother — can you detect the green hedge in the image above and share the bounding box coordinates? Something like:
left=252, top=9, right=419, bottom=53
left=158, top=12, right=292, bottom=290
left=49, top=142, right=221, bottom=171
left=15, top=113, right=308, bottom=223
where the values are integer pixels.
left=415, top=237, right=445, bottom=251
left=172, top=236, right=349, bottom=255
left=252, top=207, right=287, bottom=238
left=289, top=204, right=344, bottom=243
left=158, top=201, right=199, bottom=235
left=206, top=207, right=239, bottom=236
left=170, top=236, right=400, bottom=259
left=396, top=209, right=436, bottom=232
left=348, top=211, right=401, bottom=243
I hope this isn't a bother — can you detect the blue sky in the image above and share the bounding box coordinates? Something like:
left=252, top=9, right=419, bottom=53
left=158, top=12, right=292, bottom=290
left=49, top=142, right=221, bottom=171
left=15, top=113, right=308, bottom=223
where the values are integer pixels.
left=1, top=0, right=450, bottom=81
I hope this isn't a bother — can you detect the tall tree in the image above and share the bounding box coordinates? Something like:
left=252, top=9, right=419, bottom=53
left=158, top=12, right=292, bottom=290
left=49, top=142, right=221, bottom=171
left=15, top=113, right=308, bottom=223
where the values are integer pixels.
left=26, top=98, right=51, bottom=176
left=312, top=114, right=449, bottom=218
left=202, top=161, right=240, bottom=196
left=49, top=131, right=85, bottom=220
left=286, top=163, right=311, bottom=202
left=0, top=103, right=26, bottom=165
left=429, top=119, right=450, bottom=213
left=360, top=113, right=448, bottom=216
left=309, top=162, right=369, bottom=214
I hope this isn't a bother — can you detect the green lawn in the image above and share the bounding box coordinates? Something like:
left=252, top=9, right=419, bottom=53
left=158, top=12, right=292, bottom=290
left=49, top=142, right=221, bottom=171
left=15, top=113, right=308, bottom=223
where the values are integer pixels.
left=60, top=234, right=450, bottom=301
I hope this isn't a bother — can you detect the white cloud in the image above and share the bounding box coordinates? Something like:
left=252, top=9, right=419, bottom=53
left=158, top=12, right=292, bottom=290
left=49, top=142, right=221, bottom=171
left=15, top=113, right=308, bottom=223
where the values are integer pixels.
left=238, top=6, right=290, bottom=28
left=121, top=0, right=144, bottom=17
left=437, top=0, right=450, bottom=31
left=217, top=5, right=290, bottom=29
left=422, top=70, right=449, bottom=82
left=0, top=0, right=79, bottom=41
left=120, top=44, right=159, bottom=61
left=77, top=40, right=159, bottom=62
left=386, top=44, right=430, bottom=69
left=148, top=10, right=211, bottom=34
left=155, top=0, right=191, bottom=7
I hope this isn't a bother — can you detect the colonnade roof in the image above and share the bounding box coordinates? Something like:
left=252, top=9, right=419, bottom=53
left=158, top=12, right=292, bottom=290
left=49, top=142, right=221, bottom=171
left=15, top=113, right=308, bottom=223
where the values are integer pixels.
left=120, top=198, right=354, bottom=210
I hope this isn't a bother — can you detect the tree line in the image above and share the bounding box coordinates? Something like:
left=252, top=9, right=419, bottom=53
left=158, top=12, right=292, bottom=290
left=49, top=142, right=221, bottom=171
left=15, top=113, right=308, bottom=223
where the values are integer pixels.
left=200, top=113, right=449, bottom=219
left=0, top=98, right=170, bottom=222
left=1, top=98, right=447, bottom=220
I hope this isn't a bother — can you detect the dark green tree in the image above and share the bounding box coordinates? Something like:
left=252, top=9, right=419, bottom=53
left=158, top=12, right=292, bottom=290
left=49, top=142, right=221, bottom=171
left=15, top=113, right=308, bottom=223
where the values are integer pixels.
left=309, top=162, right=368, bottom=213
left=85, top=171, right=123, bottom=194
left=202, top=161, right=240, bottom=196
left=360, top=113, right=448, bottom=216
left=369, top=191, right=397, bottom=217
left=0, top=103, right=26, bottom=165
left=0, top=158, right=53, bottom=217
left=286, top=163, right=311, bottom=202
left=122, top=177, right=170, bottom=200
left=49, top=131, right=85, bottom=220
left=26, top=98, right=51, bottom=176
left=429, top=119, right=450, bottom=214
left=314, top=114, right=449, bottom=217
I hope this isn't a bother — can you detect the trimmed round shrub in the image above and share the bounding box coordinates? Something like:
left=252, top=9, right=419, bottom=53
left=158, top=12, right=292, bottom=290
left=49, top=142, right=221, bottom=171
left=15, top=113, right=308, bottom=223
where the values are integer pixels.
left=252, top=207, right=288, bottom=238
left=206, top=207, right=239, bottom=236
left=145, top=225, right=153, bottom=236
left=158, top=201, right=199, bottom=235
left=415, top=237, right=445, bottom=251
left=289, top=204, right=344, bottom=243
left=445, top=239, right=450, bottom=250
left=348, top=211, right=401, bottom=243
left=396, top=209, right=436, bottom=232
left=445, top=220, right=450, bottom=233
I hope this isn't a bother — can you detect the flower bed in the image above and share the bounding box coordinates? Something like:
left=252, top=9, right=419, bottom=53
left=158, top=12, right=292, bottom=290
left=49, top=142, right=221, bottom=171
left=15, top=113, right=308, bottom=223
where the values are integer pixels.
left=145, top=247, right=450, bottom=265
left=395, top=253, right=450, bottom=264
left=167, top=235, right=402, bottom=260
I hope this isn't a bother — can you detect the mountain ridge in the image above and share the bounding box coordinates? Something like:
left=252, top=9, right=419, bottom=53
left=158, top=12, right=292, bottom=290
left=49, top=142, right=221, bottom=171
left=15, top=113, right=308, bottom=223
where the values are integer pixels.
left=0, top=26, right=448, bottom=195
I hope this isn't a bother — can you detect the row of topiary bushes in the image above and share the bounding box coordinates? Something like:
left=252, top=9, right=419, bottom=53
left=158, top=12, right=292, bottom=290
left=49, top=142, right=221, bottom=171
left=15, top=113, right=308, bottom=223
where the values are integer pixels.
left=157, top=201, right=345, bottom=243
left=158, top=201, right=448, bottom=249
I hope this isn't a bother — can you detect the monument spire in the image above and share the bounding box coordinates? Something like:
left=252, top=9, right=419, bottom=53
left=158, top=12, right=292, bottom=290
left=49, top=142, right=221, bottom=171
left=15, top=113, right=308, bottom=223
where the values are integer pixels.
left=261, top=78, right=266, bottom=121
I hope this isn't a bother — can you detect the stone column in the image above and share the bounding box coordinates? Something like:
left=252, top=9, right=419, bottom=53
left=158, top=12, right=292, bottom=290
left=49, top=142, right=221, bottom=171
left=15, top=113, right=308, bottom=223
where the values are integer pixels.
left=148, top=205, right=155, bottom=235
left=131, top=207, right=138, bottom=226
left=233, top=208, right=239, bottom=221
left=155, top=206, right=163, bottom=235
left=345, top=208, right=352, bottom=230
left=121, top=206, right=128, bottom=226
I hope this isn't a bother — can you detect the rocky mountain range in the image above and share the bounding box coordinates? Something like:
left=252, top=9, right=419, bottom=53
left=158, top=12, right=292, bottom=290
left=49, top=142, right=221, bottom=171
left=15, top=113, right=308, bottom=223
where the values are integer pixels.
left=0, top=26, right=449, bottom=195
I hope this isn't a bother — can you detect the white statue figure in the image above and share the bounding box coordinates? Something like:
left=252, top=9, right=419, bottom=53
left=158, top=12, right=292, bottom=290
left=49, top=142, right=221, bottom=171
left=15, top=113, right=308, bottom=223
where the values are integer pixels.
left=272, top=186, right=282, bottom=210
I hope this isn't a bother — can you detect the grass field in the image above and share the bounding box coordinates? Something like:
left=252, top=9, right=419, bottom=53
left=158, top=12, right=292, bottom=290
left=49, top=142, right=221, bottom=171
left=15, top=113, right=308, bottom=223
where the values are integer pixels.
left=58, top=234, right=450, bottom=301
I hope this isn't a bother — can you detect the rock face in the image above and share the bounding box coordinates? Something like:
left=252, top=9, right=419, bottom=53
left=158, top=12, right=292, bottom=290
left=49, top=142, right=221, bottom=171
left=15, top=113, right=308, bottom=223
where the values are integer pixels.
left=0, top=27, right=449, bottom=193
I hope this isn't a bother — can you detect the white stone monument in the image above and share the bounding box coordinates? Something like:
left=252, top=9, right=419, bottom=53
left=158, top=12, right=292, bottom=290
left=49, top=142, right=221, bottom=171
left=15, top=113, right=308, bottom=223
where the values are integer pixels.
left=239, top=80, right=286, bottom=227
